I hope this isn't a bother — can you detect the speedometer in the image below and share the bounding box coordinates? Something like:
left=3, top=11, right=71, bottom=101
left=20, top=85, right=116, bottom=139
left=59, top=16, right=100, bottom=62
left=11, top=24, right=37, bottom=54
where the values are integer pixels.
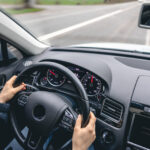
left=47, top=69, right=66, bottom=87
left=81, top=73, right=102, bottom=96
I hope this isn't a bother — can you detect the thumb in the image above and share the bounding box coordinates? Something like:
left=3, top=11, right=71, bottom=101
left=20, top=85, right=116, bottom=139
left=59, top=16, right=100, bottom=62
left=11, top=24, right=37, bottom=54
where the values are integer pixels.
left=8, top=75, right=17, bottom=85
left=74, top=114, right=82, bottom=129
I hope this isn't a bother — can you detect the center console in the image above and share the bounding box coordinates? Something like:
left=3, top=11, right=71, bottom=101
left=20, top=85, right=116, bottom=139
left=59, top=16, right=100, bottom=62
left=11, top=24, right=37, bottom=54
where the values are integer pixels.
left=127, top=102, right=150, bottom=150
left=126, top=76, right=150, bottom=150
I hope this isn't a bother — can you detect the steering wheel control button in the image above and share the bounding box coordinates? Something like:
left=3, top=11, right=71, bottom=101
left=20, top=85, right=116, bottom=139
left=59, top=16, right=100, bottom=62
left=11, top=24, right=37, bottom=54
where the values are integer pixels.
left=33, top=105, right=45, bottom=121
left=59, top=109, right=74, bottom=132
left=101, top=130, right=114, bottom=144
left=18, top=95, right=28, bottom=106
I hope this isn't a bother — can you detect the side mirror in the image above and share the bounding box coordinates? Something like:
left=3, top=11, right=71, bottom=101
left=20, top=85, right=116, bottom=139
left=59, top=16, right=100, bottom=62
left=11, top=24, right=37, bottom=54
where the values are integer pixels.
left=139, top=4, right=150, bottom=29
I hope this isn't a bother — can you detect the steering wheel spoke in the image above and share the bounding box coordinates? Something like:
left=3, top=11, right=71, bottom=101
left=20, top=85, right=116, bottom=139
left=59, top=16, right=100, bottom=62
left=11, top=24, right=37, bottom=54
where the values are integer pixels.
left=25, top=129, right=44, bottom=150
left=16, top=84, right=39, bottom=107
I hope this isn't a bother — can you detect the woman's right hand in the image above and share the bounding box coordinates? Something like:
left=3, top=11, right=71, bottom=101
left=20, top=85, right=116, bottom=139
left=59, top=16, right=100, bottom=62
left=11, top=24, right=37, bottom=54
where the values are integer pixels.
left=72, top=112, right=96, bottom=150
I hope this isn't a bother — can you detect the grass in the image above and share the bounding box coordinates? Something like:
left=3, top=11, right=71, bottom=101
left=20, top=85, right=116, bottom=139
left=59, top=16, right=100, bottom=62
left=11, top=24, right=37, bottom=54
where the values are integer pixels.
left=0, top=0, right=22, bottom=4
left=6, top=8, right=43, bottom=14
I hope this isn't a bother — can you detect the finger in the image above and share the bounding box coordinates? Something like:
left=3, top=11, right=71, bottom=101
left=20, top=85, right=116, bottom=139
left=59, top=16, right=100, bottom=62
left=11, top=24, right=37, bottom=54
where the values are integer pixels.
left=14, top=84, right=26, bottom=93
left=8, top=75, right=17, bottom=84
left=87, top=112, right=96, bottom=128
left=74, top=114, right=82, bottom=129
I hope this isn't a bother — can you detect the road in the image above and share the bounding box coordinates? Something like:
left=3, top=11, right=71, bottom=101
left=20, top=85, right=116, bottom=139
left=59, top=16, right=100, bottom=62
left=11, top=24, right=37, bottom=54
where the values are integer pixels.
left=10, top=2, right=149, bottom=47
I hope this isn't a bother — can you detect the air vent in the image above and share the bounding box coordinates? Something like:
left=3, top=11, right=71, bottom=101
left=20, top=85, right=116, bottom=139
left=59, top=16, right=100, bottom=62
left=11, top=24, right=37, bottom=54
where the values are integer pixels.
left=101, top=98, right=123, bottom=123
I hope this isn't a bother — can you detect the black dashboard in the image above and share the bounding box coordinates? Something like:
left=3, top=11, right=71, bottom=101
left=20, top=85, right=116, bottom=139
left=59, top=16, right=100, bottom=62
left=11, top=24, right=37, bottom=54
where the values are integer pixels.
left=3, top=47, right=150, bottom=150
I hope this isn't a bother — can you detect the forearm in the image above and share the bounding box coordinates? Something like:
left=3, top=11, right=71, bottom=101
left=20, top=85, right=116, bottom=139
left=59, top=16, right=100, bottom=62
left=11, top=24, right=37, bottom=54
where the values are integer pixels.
left=73, top=148, right=87, bottom=150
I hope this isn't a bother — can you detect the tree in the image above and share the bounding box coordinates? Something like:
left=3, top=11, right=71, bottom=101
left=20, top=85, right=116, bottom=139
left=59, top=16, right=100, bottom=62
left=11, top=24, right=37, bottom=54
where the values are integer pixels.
left=24, top=0, right=36, bottom=8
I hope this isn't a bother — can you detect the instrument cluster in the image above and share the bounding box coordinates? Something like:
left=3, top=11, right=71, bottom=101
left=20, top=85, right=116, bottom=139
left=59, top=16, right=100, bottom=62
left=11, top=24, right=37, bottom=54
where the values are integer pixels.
left=20, top=65, right=106, bottom=116
left=35, top=65, right=106, bottom=102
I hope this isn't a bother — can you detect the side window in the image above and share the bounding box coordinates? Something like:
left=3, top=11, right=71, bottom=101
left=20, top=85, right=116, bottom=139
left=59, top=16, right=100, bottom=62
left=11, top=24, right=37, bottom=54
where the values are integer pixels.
left=7, top=43, right=23, bottom=60
left=0, top=38, right=23, bottom=66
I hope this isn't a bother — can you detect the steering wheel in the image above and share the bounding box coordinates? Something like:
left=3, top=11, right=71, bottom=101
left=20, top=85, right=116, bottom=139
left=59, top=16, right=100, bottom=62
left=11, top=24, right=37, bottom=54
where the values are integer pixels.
left=10, top=62, right=90, bottom=150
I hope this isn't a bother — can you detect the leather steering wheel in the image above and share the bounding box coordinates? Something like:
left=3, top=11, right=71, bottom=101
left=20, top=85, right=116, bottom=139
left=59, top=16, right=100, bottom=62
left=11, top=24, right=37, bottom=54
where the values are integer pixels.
left=10, top=62, right=90, bottom=150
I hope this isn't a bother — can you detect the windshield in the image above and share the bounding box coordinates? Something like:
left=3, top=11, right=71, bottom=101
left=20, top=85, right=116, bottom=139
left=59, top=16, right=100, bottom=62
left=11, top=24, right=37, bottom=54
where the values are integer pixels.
left=0, top=0, right=148, bottom=47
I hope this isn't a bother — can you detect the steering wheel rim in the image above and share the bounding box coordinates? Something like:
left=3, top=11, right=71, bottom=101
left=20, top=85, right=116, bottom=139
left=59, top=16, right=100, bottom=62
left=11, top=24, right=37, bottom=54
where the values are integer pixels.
left=10, top=62, right=90, bottom=149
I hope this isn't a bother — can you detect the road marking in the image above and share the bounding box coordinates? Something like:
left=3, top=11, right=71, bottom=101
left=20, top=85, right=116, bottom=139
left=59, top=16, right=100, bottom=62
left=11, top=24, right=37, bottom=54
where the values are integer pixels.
left=24, top=8, right=109, bottom=24
left=23, top=2, right=137, bottom=24
left=38, top=5, right=138, bottom=41
left=146, top=30, right=150, bottom=45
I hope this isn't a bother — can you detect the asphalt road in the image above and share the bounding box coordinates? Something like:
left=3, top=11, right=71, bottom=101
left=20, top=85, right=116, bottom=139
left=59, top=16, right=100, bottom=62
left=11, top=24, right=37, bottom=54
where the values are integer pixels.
left=11, top=2, right=149, bottom=47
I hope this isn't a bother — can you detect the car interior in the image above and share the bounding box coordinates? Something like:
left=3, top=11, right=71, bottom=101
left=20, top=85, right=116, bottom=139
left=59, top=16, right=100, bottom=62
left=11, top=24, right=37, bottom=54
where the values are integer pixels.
left=1, top=3, right=150, bottom=150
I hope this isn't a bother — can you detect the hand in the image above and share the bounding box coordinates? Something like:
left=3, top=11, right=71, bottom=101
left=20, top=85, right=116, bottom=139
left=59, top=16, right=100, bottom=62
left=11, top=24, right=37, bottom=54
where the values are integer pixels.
left=0, top=75, right=26, bottom=103
left=72, top=112, right=96, bottom=150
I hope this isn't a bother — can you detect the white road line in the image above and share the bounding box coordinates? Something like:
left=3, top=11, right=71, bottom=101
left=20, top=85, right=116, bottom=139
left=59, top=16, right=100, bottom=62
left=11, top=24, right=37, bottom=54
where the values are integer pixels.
left=38, top=5, right=138, bottom=41
left=146, top=30, right=150, bottom=45
left=23, top=2, right=137, bottom=24
left=24, top=8, right=110, bottom=24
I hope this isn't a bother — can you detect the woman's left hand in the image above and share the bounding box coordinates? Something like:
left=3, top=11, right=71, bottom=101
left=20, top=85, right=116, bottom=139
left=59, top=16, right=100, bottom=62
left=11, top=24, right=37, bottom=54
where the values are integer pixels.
left=0, top=75, right=26, bottom=104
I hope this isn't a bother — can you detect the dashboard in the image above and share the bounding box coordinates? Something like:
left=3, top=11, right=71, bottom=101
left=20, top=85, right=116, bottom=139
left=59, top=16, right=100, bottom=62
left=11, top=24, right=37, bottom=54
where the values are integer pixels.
left=5, top=47, right=150, bottom=150
left=18, top=61, right=124, bottom=132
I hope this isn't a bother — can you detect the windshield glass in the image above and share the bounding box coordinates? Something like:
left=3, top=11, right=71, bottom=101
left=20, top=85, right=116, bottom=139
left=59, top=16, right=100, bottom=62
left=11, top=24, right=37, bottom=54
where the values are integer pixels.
left=0, top=0, right=148, bottom=47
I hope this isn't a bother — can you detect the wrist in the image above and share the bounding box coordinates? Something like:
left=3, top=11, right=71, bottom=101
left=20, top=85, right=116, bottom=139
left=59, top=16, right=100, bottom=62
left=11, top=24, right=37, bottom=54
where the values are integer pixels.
left=0, top=94, right=6, bottom=103
left=73, top=145, right=87, bottom=150
left=0, top=99, right=5, bottom=103
left=73, top=148, right=86, bottom=150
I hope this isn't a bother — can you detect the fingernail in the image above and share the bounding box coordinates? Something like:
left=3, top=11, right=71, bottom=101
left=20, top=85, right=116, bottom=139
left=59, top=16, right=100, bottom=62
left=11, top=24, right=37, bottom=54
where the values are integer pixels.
left=22, top=87, right=26, bottom=90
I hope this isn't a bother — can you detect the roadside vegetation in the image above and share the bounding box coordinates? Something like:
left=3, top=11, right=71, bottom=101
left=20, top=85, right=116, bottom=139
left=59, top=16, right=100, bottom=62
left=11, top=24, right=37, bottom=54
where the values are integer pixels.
left=0, top=0, right=135, bottom=5
left=6, top=8, right=43, bottom=14
left=0, top=0, right=23, bottom=4
left=0, top=0, right=135, bottom=14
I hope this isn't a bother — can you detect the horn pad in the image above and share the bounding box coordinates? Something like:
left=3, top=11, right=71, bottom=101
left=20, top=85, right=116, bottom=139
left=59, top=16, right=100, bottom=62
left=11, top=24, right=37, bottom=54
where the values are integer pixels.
left=24, top=91, right=68, bottom=135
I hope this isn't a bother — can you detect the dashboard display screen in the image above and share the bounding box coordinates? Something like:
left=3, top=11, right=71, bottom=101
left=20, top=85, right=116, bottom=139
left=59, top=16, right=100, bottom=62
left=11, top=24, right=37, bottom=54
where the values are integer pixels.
left=129, top=114, right=150, bottom=149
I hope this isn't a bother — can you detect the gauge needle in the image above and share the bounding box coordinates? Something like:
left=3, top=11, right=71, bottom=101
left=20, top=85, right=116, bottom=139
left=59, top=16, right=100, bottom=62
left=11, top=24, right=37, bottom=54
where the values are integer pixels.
left=50, top=70, right=55, bottom=76
left=91, top=75, right=93, bottom=83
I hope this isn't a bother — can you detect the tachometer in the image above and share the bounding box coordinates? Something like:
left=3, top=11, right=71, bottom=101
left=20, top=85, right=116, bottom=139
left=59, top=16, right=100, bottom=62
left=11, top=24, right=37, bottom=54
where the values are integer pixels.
left=81, top=73, right=102, bottom=96
left=47, top=69, right=66, bottom=87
